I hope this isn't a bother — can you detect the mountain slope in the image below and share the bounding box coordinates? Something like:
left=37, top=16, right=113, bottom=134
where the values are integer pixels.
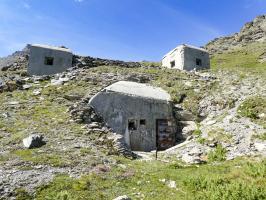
left=0, top=15, right=265, bottom=200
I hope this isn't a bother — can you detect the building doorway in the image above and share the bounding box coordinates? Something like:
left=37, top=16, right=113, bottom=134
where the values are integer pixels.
left=156, top=119, right=175, bottom=150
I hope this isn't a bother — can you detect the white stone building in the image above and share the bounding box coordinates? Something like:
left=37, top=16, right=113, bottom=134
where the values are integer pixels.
left=162, top=44, right=210, bottom=71
left=28, top=44, right=73, bottom=76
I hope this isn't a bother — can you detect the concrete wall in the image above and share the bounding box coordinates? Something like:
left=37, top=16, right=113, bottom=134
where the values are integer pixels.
left=28, top=45, right=73, bottom=75
left=89, top=91, right=175, bottom=152
left=162, top=46, right=184, bottom=70
left=162, top=45, right=210, bottom=71
left=183, top=47, right=210, bottom=71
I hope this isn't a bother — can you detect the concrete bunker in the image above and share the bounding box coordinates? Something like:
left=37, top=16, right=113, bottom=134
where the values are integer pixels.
left=162, top=44, right=210, bottom=71
left=89, top=81, right=177, bottom=152
left=28, top=44, right=73, bottom=76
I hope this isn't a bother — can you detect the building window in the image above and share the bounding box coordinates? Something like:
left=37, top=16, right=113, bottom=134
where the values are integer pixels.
left=196, top=58, right=202, bottom=66
left=44, top=57, right=54, bottom=66
left=128, top=119, right=137, bottom=130
left=170, top=61, right=175, bottom=68
left=140, top=119, right=146, bottom=125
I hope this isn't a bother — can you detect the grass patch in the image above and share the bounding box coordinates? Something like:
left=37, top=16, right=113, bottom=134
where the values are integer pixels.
left=197, top=137, right=206, bottom=145
left=207, top=128, right=233, bottom=143
left=238, top=96, right=266, bottom=127
left=184, top=176, right=265, bottom=200
left=207, top=144, right=227, bottom=162
left=193, top=125, right=202, bottom=136
left=13, top=149, right=70, bottom=167
left=15, top=188, right=33, bottom=200
left=35, top=158, right=266, bottom=200
left=211, top=42, right=266, bottom=75
left=253, top=132, right=266, bottom=141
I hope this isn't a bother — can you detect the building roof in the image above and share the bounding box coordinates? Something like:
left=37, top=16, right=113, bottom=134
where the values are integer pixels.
left=163, top=44, right=208, bottom=58
left=104, top=81, right=171, bottom=101
left=30, top=44, right=72, bottom=53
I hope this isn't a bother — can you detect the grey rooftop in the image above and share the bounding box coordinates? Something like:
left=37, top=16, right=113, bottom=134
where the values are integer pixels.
left=163, top=44, right=208, bottom=58
left=104, top=81, right=171, bottom=101
left=30, top=44, right=72, bottom=53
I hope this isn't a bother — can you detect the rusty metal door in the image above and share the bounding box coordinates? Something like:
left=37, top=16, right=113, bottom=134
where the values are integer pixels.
left=156, top=119, right=175, bottom=150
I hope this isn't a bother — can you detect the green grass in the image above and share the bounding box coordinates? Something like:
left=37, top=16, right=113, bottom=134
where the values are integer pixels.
left=0, top=79, right=87, bottom=146
left=207, top=144, right=227, bottom=162
left=33, top=157, right=266, bottom=200
left=253, top=132, right=266, bottom=141
left=207, top=128, right=233, bottom=144
left=193, top=123, right=202, bottom=136
left=238, top=96, right=266, bottom=127
left=15, top=188, right=33, bottom=200
left=211, top=42, right=266, bottom=76
left=13, top=149, right=71, bottom=167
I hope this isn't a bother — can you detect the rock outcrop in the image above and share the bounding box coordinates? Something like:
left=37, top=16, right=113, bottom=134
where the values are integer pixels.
left=0, top=45, right=29, bottom=71
left=73, top=55, right=141, bottom=69
left=23, top=134, right=45, bottom=149
left=205, top=15, right=266, bottom=55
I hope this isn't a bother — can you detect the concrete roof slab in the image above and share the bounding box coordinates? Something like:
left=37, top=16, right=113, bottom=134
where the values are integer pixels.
left=30, top=44, right=72, bottom=53
left=105, top=81, right=171, bottom=101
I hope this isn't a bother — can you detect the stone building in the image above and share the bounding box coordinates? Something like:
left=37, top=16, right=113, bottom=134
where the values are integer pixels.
left=28, top=44, right=73, bottom=75
left=89, top=81, right=177, bottom=152
left=162, top=44, right=210, bottom=71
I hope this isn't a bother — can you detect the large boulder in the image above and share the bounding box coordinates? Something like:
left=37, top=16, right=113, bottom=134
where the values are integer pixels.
left=181, top=121, right=197, bottom=138
left=23, top=134, right=45, bottom=149
left=181, top=146, right=205, bottom=164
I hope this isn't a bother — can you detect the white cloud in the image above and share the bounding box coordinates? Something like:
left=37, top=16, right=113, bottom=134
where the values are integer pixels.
left=74, top=0, right=84, bottom=2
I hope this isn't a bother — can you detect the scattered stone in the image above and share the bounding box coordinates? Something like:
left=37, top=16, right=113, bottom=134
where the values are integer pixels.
left=113, top=195, right=131, bottom=200
left=2, top=112, right=11, bottom=118
left=32, top=89, right=41, bottom=96
left=51, top=77, right=69, bottom=86
left=7, top=101, right=19, bottom=105
left=64, top=94, right=82, bottom=101
left=258, top=113, right=265, bottom=119
left=254, top=142, right=266, bottom=152
left=22, top=84, right=32, bottom=90
left=206, top=120, right=216, bottom=125
left=174, top=108, right=196, bottom=121
left=167, top=180, right=177, bottom=189
left=182, top=153, right=203, bottom=164
left=189, top=147, right=203, bottom=156
left=87, top=122, right=101, bottom=129
left=69, top=102, right=103, bottom=124
left=73, top=55, right=141, bottom=69
left=181, top=121, right=197, bottom=138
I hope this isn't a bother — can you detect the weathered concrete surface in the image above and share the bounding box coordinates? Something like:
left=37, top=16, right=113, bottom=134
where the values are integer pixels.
left=162, top=44, right=210, bottom=71
left=28, top=44, right=73, bottom=75
left=104, top=81, right=171, bottom=101
left=89, top=81, right=176, bottom=152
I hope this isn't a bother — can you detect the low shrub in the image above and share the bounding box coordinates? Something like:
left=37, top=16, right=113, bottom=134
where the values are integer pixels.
left=208, top=144, right=227, bottom=162
left=238, top=96, right=266, bottom=120
left=184, top=176, right=266, bottom=200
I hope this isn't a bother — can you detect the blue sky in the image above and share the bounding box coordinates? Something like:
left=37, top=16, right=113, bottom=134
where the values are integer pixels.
left=0, top=0, right=266, bottom=61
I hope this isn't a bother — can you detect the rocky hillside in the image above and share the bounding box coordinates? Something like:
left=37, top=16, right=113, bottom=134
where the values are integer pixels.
left=205, top=15, right=266, bottom=55
left=0, top=45, right=29, bottom=71
left=0, top=15, right=265, bottom=200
